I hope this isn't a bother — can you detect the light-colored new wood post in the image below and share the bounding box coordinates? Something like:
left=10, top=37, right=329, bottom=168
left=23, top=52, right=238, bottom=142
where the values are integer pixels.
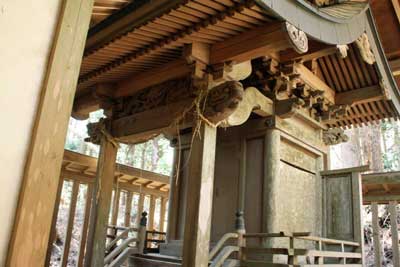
left=77, top=184, right=94, bottom=267
left=263, top=126, right=281, bottom=239
left=182, top=123, right=217, bottom=267
left=61, top=181, right=79, bottom=267
left=372, top=202, right=382, bottom=267
left=160, top=197, right=167, bottom=232
left=6, top=0, right=94, bottom=266
left=389, top=201, right=400, bottom=267
left=136, top=193, right=145, bottom=227
left=148, top=195, right=156, bottom=230
left=111, top=187, right=120, bottom=226
left=125, top=192, right=133, bottom=227
left=84, top=136, right=118, bottom=267
left=138, top=212, right=148, bottom=254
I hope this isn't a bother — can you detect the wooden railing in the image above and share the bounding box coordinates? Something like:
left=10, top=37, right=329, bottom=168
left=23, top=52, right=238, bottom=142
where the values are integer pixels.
left=241, top=232, right=362, bottom=266
left=144, top=230, right=167, bottom=253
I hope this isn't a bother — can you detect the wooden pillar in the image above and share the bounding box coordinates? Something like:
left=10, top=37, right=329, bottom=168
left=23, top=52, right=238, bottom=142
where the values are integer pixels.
left=182, top=123, right=217, bottom=267
left=77, top=184, right=93, bottom=267
left=167, top=147, right=180, bottom=240
left=389, top=201, right=400, bottom=267
left=160, top=197, right=167, bottom=232
left=263, top=126, right=281, bottom=236
left=148, top=195, right=156, bottom=230
left=61, top=181, right=79, bottom=267
left=6, top=0, right=94, bottom=266
left=238, top=139, right=247, bottom=213
left=111, top=188, right=120, bottom=226
left=125, top=192, right=133, bottom=227
left=372, top=202, right=382, bottom=267
left=84, top=136, right=118, bottom=267
left=136, top=193, right=145, bottom=227
left=45, top=178, right=65, bottom=265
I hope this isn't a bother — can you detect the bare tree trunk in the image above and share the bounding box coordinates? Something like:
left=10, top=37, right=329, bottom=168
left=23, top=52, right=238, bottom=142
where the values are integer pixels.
left=141, top=143, right=148, bottom=170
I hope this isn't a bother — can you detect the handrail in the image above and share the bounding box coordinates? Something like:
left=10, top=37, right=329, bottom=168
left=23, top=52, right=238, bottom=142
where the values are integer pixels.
left=106, top=227, right=138, bottom=252
left=244, top=232, right=360, bottom=247
left=104, top=237, right=138, bottom=265
left=209, top=233, right=239, bottom=260
left=209, top=246, right=239, bottom=267
left=107, top=247, right=137, bottom=267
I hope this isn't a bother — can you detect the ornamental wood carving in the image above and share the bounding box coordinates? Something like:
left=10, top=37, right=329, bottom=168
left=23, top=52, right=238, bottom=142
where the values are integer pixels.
left=112, top=77, right=194, bottom=120
left=323, top=128, right=349, bottom=145
left=285, top=22, right=308, bottom=54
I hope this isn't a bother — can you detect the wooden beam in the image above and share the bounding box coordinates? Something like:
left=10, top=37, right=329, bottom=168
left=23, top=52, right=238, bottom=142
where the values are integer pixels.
left=64, top=150, right=170, bottom=184
left=210, top=22, right=292, bottom=64
left=364, top=194, right=400, bottom=203
left=293, top=63, right=335, bottom=103
left=6, top=0, right=94, bottom=266
left=280, top=41, right=337, bottom=63
left=85, top=0, right=182, bottom=52
left=390, top=58, right=400, bottom=76
left=182, top=123, right=217, bottom=267
left=85, top=137, right=118, bottom=267
left=389, top=201, right=400, bottom=267
left=363, top=171, right=400, bottom=185
left=335, top=85, right=384, bottom=105
left=372, top=202, right=382, bottom=267
left=115, top=59, right=192, bottom=97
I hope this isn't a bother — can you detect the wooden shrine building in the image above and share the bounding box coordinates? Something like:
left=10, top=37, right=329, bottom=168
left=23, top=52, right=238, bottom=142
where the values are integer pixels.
left=2, top=0, right=400, bottom=267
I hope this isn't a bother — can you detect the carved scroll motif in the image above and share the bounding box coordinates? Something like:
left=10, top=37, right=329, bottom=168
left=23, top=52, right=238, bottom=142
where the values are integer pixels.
left=323, top=128, right=349, bottom=145
left=285, top=22, right=308, bottom=54
left=221, top=87, right=273, bottom=127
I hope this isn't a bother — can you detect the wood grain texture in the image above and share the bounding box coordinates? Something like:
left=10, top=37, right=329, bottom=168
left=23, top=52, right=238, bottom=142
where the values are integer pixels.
left=6, top=0, right=94, bottom=266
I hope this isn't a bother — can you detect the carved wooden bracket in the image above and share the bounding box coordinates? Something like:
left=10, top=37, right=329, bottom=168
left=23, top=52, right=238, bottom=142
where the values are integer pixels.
left=220, top=86, right=273, bottom=127
left=322, top=128, right=349, bottom=145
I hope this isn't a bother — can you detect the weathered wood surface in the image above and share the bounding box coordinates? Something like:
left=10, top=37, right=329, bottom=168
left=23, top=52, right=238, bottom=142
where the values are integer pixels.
left=182, top=123, right=217, bottom=267
left=372, top=202, right=382, bottom=267
left=84, top=136, right=118, bottom=267
left=6, top=0, right=94, bottom=266
left=389, top=201, right=400, bottom=267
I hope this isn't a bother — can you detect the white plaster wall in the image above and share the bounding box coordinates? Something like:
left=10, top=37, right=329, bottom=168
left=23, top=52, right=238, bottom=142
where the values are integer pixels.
left=0, top=1, right=61, bottom=264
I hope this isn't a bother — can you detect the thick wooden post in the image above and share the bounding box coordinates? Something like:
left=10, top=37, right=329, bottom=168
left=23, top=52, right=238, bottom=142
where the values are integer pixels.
left=389, top=201, right=400, bottom=267
left=6, top=0, right=94, bottom=266
left=372, top=202, right=382, bottom=267
left=84, top=136, right=118, bottom=267
left=182, top=123, right=217, bottom=267
left=263, top=127, right=281, bottom=236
